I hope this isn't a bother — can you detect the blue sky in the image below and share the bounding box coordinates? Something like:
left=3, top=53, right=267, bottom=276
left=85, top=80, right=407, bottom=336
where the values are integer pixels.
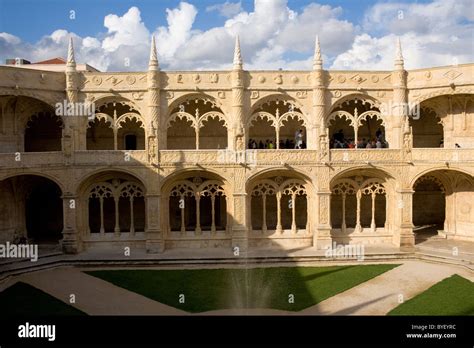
left=0, top=0, right=472, bottom=71
left=0, top=0, right=431, bottom=42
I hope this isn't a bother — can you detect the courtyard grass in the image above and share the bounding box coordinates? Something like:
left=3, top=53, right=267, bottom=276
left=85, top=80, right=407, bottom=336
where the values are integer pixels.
left=86, top=264, right=398, bottom=313
left=0, top=282, right=86, bottom=316
left=388, top=274, right=474, bottom=316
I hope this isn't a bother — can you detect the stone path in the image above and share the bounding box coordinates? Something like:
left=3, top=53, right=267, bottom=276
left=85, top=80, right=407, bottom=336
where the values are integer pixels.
left=299, top=260, right=474, bottom=315
left=1, top=260, right=472, bottom=315
left=8, top=267, right=185, bottom=315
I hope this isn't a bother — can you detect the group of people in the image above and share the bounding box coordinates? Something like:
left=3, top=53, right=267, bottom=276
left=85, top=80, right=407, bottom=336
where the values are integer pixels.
left=247, top=138, right=307, bottom=149
left=248, top=129, right=306, bottom=149
left=330, top=128, right=388, bottom=149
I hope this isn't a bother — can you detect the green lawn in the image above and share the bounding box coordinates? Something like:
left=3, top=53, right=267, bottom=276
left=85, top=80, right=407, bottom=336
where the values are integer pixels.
left=87, top=264, right=398, bottom=312
left=389, top=274, right=474, bottom=316
left=0, top=282, right=86, bottom=316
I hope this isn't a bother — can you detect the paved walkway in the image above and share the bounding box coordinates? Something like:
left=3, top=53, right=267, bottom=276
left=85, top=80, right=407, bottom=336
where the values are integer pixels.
left=7, top=267, right=185, bottom=315
left=1, top=260, right=472, bottom=316
left=300, top=260, right=474, bottom=315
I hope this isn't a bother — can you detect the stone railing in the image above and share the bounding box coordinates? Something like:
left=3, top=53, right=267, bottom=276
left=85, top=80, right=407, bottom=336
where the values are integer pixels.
left=411, top=148, right=474, bottom=162
left=74, top=150, right=147, bottom=165
left=159, top=149, right=320, bottom=166
left=1, top=148, right=473, bottom=171
left=159, top=150, right=219, bottom=165
left=0, top=152, right=65, bottom=168
left=329, top=149, right=403, bottom=163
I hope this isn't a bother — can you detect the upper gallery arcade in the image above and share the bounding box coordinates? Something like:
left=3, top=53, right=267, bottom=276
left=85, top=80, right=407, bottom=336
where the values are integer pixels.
left=0, top=34, right=473, bottom=254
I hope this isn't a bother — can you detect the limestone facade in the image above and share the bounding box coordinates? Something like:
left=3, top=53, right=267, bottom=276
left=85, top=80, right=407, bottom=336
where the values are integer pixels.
left=0, top=36, right=473, bottom=254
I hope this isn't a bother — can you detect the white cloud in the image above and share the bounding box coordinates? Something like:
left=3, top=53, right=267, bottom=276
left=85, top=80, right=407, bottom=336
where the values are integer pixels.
left=331, top=0, right=474, bottom=69
left=206, top=1, right=243, bottom=18
left=102, top=6, right=150, bottom=52
left=155, top=0, right=355, bottom=70
left=155, top=2, right=198, bottom=63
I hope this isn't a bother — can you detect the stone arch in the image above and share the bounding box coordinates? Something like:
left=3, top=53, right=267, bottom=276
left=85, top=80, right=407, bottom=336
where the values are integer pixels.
left=0, top=90, right=63, bottom=109
left=24, top=111, right=64, bottom=152
left=246, top=167, right=313, bottom=191
left=247, top=170, right=312, bottom=236
left=330, top=168, right=392, bottom=238
left=87, top=100, right=145, bottom=150
left=248, top=94, right=308, bottom=149
left=162, top=170, right=230, bottom=240
left=327, top=94, right=386, bottom=149
left=411, top=168, right=474, bottom=243
left=329, top=93, right=382, bottom=114
left=91, top=95, right=142, bottom=115
left=161, top=168, right=231, bottom=194
left=77, top=170, right=146, bottom=242
left=410, top=93, right=474, bottom=148
left=0, top=174, right=63, bottom=245
left=410, top=166, right=474, bottom=189
left=2, top=95, right=63, bottom=152
left=166, top=94, right=228, bottom=150
left=411, top=88, right=474, bottom=105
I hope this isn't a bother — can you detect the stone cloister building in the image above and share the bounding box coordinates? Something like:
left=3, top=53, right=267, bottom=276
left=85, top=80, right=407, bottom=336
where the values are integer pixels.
left=0, top=36, right=473, bottom=254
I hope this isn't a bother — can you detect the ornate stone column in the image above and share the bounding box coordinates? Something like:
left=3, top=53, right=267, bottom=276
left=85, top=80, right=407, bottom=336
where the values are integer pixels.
left=311, top=36, right=327, bottom=154
left=145, top=193, right=163, bottom=252
left=61, top=193, right=81, bottom=254
left=231, top=167, right=248, bottom=251
left=230, top=35, right=245, bottom=152
left=65, top=37, right=89, bottom=152
left=389, top=37, right=407, bottom=149
left=147, top=35, right=160, bottom=164
left=393, top=189, right=415, bottom=248
left=64, top=37, right=79, bottom=159
left=314, top=167, right=332, bottom=249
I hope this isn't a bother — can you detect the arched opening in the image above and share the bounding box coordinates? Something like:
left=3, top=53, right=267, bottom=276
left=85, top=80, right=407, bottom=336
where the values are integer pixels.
left=249, top=176, right=308, bottom=235
left=24, top=112, right=63, bottom=152
left=412, top=175, right=445, bottom=242
left=200, top=116, right=228, bottom=149
left=167, top=97, right=227, bottom=150
left=248, top=97, right=307, bottom=149
left=328, top=115, right=354, bottom=149
left=87, top=118, right=114, bottom=150
left=410, top=107, right=443, bottom=148
left=82, top=172, right=146, bottom=238
left=0, top=175, right=63, bottom=246
left=330, top=170, right=391, bottom=244
left=359, top=115, right=385, bottom=148
left=248, top=116, right=275, bottom=149
left=280, top=117, right=306, bottom=149
left=167, top=176, right=228, bottom=236
left=117, top=119, right=145, bottom=150
left=167, top=118, right=195, bottom=149
left=412, top=169, right=474, bottom=244
left=328, top=96, right=386, bottom=149
left=87, top=101, right=145, bottom=150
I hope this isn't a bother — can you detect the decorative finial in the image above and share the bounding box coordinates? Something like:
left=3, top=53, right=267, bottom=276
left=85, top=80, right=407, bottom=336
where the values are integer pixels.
left=67, top=36, right=76, bottom=68
left=313, top=35, right=323, bottom=69
left=395, top=37, right=404, bottom=63
left=149, top=35, right=159, bottom=70
left=233, top=35, right=243, bottom=70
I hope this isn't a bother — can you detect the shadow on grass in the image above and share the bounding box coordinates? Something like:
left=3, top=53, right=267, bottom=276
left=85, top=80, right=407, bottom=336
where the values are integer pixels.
left=0, top=282, right=86, bottom=316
